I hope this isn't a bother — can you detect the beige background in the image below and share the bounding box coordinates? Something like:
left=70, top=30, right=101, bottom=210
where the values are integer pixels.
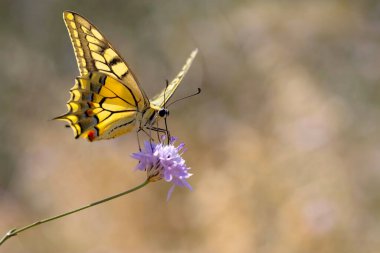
left=1, top=1, right=380, bottom=252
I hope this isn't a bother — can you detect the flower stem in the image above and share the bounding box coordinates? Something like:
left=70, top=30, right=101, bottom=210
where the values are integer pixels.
left=0, top=179, right=150, bottom=246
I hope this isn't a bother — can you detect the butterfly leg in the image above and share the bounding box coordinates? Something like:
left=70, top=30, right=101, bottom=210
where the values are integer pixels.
left=136, top=112, right=154, bottom=151
left=136, top=123, right=153, bottom=151
left=164, top=116, right=171, bottom=144
left=155, top=121, right=160, bottom=140
left=136, top=128, right=142, bottom=151
left=146, top=126, right=171, bottom=145
left=147, top=125, right=154, bottom=150
left=137, top=126, right=155, bottom=140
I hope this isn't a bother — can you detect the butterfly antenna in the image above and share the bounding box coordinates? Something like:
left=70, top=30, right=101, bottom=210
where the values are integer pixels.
left=163, top=79, right=169, bottom=109
left=167, top=88, right=201, bottom=108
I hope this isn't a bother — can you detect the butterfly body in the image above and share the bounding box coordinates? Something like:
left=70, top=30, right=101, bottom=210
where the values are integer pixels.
left=55, top=11, right=197, bottom=141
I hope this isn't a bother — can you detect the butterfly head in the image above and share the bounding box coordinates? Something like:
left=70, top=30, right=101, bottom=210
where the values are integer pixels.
left=158, top=108, right=169, bottom=118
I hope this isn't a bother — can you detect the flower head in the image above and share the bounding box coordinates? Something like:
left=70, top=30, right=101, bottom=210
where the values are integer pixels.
left=131, top=136, right=192, bottom=200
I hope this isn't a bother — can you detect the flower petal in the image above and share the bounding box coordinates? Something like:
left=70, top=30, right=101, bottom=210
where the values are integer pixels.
left=131, top=136, right=193, bottom=200
left=166, top=184, right=176, bottom=201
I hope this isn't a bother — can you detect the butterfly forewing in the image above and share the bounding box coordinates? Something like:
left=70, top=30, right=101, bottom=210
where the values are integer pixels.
left=63, top=11, right=149, bottom=109
left=150, top=49, right=198, bottom=108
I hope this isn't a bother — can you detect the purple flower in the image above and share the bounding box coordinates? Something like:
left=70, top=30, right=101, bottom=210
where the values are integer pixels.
left=131, top=136, right=192, bottom=200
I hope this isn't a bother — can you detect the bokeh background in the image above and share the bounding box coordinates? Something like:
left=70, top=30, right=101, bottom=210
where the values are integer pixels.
left=1, top=0, right=380, bottom=252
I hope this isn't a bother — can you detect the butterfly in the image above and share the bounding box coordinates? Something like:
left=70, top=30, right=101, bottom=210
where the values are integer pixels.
left=55, top=11, right=198, bottom=142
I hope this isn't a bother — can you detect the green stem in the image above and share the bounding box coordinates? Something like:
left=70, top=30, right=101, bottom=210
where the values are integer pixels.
left=0, top=179, right=149, bottom=246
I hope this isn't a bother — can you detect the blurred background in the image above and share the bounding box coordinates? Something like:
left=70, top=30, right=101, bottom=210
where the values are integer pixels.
left=1, top=0, right=380, bottom=252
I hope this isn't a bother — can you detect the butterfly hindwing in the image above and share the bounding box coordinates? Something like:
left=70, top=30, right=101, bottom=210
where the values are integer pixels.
left=55, top=72, right=140, bottom=141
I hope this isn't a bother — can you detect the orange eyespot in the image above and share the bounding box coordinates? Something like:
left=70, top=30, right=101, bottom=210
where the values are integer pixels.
left=87, top=131, right=96, bottom=142
left=86, top=109, right=94, bottom=116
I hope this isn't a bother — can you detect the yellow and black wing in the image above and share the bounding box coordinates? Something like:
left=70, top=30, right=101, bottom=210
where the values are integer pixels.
left=62, top=11, right=148, bottom=106
left=150, top=49, right=198, bottom=108
left=56, top=72, right=143, bottom=141
left=56, top=11, right=149, bottom=141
